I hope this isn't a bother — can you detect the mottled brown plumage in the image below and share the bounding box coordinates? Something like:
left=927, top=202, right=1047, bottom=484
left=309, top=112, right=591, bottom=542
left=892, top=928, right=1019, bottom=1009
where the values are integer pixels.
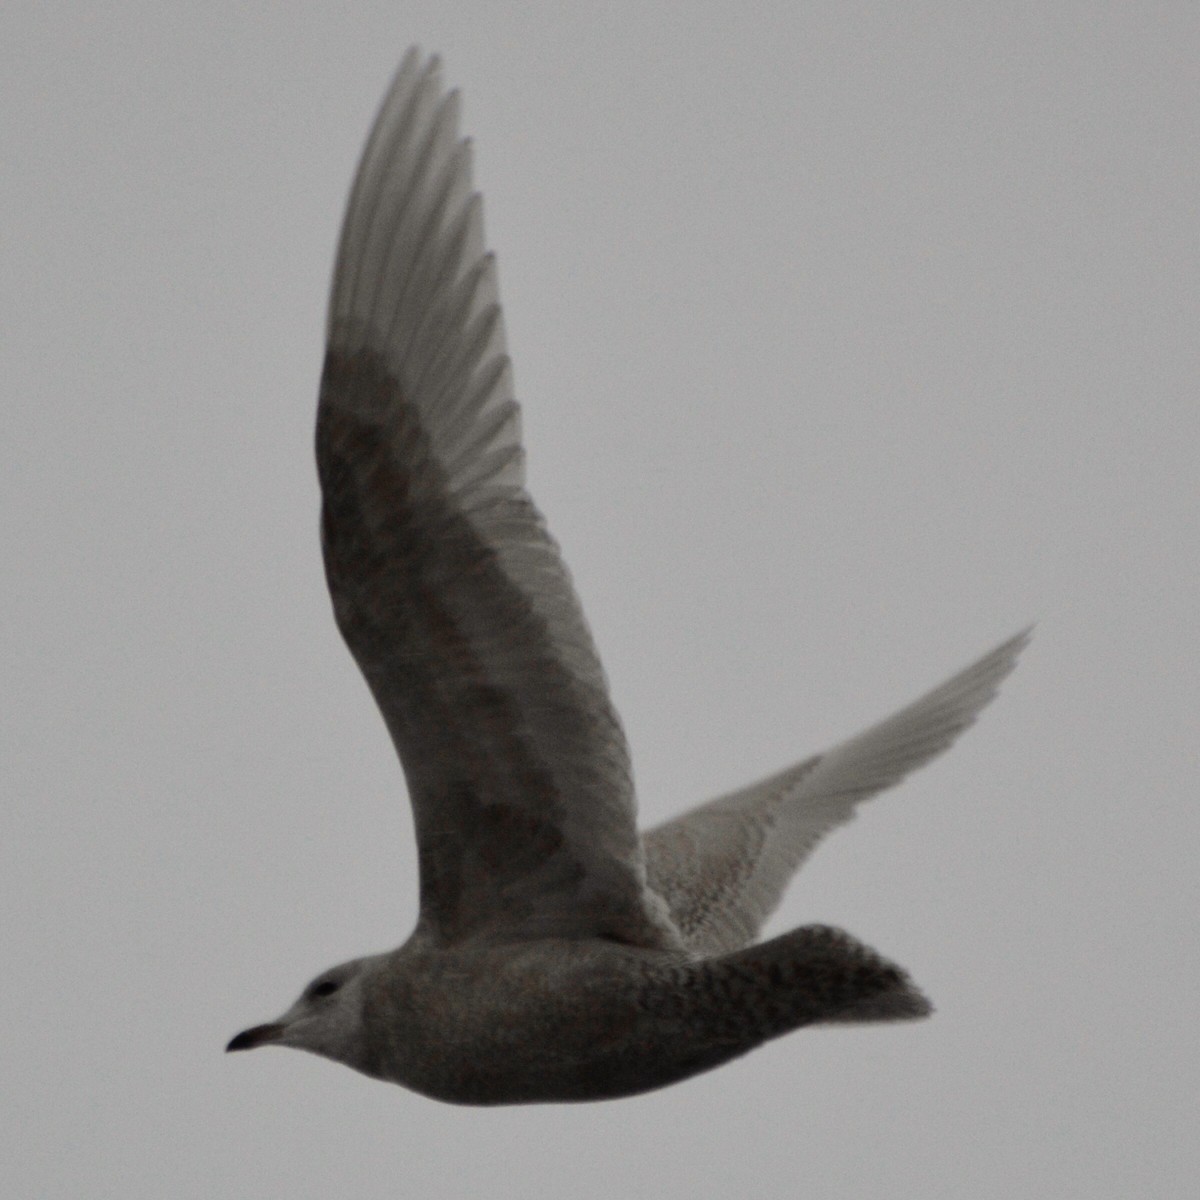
left=227, top=50, right=1028, bottom=1104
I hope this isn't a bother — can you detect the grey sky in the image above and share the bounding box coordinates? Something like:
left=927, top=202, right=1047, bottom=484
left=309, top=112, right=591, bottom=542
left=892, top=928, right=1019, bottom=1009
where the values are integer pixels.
left=4, top=2, right=1196, bottom=1197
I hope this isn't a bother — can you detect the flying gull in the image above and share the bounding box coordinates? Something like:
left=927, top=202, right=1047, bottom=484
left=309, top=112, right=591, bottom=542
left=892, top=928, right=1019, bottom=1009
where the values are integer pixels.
left=227, top=49, right=1029, bottom=1104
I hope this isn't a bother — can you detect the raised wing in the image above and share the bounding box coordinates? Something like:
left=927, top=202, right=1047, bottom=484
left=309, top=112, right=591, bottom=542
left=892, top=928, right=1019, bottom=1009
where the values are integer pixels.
left=644, top=630, right=1031, bottom=956
left=317, top=51, right=675, bottom=949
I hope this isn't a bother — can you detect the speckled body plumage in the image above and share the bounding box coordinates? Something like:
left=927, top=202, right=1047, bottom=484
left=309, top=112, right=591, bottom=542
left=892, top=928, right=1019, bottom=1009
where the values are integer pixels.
left=338, top=927, right=924, bottom=1105
left=227, top=50, right=1027, bottom=1105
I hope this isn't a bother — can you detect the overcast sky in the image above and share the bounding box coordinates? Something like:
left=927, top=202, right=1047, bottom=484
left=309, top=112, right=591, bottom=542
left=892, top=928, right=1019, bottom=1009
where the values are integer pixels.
left=4, top=3, right=1197, bottom=1197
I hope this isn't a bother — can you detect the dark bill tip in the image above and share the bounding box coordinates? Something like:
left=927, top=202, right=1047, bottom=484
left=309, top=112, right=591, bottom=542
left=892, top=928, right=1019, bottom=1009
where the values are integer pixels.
left=226, top=1022, right=285, bottom=1052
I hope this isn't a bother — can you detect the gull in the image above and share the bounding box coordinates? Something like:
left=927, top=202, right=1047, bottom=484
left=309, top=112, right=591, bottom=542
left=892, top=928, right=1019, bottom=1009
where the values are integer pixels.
left=227, top=49, right=1029, bottom=1105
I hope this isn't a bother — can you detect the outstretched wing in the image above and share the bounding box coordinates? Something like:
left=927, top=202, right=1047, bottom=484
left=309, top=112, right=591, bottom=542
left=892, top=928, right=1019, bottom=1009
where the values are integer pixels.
left=643, top=630, right=1031, bottom=956
left=317, top=51, right=674, bottom=949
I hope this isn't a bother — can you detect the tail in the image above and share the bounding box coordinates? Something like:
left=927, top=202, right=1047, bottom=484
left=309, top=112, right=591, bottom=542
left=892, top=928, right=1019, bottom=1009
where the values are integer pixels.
left=620, top=925, right=929, bottom=1098
left=458, top=922, right=929, bottom=1102
left=706, top=925, right=932, bottom=1033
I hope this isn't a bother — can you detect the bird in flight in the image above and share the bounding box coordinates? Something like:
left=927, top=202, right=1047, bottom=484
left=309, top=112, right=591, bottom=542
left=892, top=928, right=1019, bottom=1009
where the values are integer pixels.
left=227, top=49, right=1028, bottom=1105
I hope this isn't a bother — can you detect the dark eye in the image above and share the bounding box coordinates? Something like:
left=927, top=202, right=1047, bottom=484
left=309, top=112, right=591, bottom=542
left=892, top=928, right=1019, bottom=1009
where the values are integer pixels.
left=311, top=980, right=340, bottom=998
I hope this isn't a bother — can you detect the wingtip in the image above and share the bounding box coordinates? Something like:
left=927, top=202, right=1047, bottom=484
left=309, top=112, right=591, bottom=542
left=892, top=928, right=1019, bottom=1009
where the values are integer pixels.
left=398, top=44, right=422, bottom=74
left=1006, top=622, right=1036, bottom=652
left=975, top=624, right=1035, bottom=688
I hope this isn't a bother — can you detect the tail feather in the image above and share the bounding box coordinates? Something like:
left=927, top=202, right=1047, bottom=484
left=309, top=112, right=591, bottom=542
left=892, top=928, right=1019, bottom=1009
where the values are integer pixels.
left=710, top=924, right=932, bottom=1032
left=623, top=925, right=931, bottom=1097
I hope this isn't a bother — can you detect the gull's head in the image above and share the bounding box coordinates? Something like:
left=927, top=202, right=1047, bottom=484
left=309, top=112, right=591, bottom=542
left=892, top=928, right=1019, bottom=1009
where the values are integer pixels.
left=227, top=955, right=383, bottom=1075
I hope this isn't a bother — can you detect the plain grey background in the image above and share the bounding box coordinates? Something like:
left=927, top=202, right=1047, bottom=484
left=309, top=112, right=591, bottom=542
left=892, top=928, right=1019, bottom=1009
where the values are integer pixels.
left=4, top=2, right=1196, bottom=1196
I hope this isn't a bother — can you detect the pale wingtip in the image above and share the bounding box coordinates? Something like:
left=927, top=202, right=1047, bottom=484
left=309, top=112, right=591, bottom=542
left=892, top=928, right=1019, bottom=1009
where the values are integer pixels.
left=979, top=623, right=1036, bottom=684
left=1006, top=622, right=1036, bottom=651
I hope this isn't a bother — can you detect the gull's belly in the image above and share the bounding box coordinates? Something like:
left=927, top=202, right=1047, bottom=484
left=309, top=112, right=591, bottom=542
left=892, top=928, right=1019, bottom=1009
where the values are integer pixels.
left=362, top=939, right=672, bottom=1105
